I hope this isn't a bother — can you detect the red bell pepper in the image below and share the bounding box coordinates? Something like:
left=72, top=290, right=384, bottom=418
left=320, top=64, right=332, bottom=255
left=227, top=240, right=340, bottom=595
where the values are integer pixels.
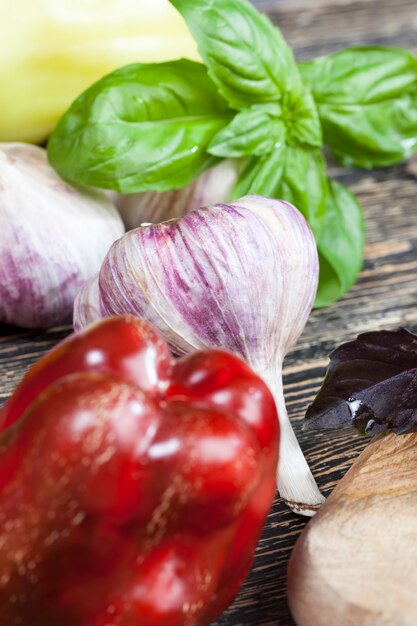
left=0, top=316, right=279, bottom=626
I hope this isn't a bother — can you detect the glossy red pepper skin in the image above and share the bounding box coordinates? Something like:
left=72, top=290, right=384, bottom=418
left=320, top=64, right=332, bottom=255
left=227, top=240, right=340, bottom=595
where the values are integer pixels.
left=0, top=316, right=279, bottom=626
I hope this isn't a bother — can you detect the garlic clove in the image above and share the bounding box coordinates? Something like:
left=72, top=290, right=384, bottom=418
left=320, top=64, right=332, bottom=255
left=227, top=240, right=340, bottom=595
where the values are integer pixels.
left=74, top=195, right=323, bottom=515
left=74, top=275, right=102, bottom=331
left=0, top=143, right=124, bottom=329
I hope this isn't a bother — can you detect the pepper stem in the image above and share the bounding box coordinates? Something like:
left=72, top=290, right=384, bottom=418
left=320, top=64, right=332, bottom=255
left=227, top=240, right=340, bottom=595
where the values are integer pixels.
left=262, top=369, right=325, bottom=517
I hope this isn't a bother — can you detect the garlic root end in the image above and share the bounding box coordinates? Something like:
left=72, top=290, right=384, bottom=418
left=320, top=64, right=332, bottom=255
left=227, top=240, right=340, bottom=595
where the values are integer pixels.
left=277, top=418, right=325, bottom=517
left=262, top=370, right=325, bottom=517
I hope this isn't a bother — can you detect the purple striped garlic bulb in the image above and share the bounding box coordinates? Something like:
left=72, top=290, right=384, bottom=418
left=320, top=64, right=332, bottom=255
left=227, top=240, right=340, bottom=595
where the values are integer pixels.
left=74, top=195, right=324, bottom=516
left=0, top=143, right=124, bottom=329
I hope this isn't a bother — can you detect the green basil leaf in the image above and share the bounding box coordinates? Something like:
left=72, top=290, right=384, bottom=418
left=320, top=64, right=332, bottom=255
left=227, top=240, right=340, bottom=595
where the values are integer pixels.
left=316, top=91, right=417, bottom=168
left=208, top=104, right=285, bottom=157
left=315, top=180, right=365, bottom=308
left=231, top=147, right=286, bottom=198
left=276, top=145, right=327, bottom=238
left=48, top=59, right=231, bottom=193
left=170, top=0, right=302, bottom=110
left=300, top=47, right=417, bottom=167
left=300, top=47, right=417, bottom=105
left=285, top=90, right=322, bottom=148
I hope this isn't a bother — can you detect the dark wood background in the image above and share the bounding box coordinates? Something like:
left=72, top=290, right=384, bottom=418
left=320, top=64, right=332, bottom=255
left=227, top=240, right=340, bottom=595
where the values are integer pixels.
left=1, top=0, right=417, bottom=624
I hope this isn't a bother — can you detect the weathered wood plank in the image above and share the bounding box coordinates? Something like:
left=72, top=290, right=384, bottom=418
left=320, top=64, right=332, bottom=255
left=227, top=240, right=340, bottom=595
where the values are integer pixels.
left=266, top=0, right=417, bottom=60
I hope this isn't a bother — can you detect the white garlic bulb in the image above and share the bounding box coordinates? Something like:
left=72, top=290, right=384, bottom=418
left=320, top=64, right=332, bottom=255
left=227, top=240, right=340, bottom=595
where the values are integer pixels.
left=0, top=143, right=124, bottom=328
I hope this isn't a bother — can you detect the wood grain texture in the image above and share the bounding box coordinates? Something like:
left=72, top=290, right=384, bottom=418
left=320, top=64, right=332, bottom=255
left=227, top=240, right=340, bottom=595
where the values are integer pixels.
left=288, top=431, right=417, bottom=626
left=1, top=0, right=417, bottom=625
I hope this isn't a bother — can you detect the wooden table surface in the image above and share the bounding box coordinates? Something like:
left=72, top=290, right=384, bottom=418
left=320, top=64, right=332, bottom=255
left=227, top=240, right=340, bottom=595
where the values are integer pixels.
left=1, top=0, right=417, bottom=624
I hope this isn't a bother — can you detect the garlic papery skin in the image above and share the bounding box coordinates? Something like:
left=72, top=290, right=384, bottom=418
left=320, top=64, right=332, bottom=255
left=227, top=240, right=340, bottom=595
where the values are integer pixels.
left=115, top=160, right=239, bottom=230
left=0, top=143, right=124, bottom=329
left=74, top=195, right=324, bottom=515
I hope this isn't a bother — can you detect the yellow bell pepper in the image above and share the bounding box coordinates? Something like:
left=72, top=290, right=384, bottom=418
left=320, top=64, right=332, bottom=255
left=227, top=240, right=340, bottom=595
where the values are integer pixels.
left=1, top=0, right=198, bottom=143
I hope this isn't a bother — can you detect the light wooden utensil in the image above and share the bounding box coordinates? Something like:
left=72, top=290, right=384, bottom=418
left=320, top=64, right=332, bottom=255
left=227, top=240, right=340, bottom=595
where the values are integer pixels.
left=288, top=431, right=417, bottom=626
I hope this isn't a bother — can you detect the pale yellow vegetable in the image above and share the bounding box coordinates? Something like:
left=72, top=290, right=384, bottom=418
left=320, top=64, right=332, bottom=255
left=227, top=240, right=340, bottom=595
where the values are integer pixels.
left=0, top=0, right=198, bottom=143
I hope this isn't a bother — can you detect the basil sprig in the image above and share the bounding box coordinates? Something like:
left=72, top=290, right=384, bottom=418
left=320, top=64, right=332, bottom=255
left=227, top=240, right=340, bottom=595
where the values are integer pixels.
left=304, top=328, right=417, bottom=435
left=47, top=0, right=417, bottom=307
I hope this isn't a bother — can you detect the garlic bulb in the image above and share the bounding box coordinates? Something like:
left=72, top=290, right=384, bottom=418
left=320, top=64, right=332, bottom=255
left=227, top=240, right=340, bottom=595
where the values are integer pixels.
left=116, top=160, right=239, bottom=230
left=74, top=195, right=324, bottom=516
left=0, top=143, right=124, bottom=329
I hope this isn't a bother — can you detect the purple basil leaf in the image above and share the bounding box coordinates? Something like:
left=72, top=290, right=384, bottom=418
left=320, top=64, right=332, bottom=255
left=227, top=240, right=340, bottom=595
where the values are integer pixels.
left=304, top=328, right=417, bottom=436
